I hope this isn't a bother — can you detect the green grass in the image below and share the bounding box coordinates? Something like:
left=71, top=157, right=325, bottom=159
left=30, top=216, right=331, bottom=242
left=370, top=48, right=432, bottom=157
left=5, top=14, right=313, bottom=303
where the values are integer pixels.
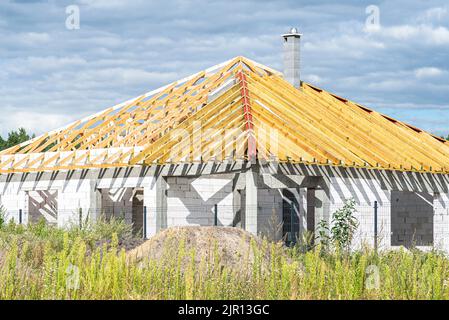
left=0, top=220, right=448, bottom=300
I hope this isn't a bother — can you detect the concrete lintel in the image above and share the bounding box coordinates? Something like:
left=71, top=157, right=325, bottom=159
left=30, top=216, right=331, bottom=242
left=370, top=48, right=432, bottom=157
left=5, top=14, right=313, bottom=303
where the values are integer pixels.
left=277, top=163, right=449, bottom=194
left=0, top=161, right=247, bottom=185
left=260, top=174, right=321, bottom=189
left=2, top=161, right=449, bottom=195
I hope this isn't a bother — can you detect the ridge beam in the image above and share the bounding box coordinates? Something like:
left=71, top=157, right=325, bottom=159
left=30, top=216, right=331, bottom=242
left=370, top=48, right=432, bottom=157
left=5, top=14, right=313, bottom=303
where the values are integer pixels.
left=236, top=71, right=257, bottom=162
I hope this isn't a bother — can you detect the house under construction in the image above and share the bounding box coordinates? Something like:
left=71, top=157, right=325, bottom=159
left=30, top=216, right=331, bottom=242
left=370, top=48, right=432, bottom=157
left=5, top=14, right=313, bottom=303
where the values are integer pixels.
left=1, top=29, right=448, bottom=251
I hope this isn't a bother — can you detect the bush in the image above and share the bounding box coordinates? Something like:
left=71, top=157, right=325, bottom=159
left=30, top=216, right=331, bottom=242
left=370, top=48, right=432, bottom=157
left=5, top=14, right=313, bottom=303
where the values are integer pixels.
left=0, top=206, right=6, bottom=229
left=316, top=199, right=359, bottom=252
left=331, top=198, right=359, bottom=251
left=0, top=216, right=136, bottom=255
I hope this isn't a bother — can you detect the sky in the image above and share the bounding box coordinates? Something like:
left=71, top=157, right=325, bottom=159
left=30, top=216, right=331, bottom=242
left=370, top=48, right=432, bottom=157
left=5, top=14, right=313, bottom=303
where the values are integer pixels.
left=0, top=0, right=448, bottom=137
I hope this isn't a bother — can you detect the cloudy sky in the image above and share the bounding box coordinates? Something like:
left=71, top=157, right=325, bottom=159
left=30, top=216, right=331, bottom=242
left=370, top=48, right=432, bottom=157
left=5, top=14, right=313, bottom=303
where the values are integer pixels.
left=0, top=0, right=448, bottom=137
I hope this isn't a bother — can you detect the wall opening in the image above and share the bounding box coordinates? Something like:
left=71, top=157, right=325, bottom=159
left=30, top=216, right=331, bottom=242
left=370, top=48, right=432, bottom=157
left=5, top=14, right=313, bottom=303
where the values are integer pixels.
left=100, top=188, right=144, bottom=234
left=100, top=188, right=133, bottom=222
left=131, top=188, right=144, bottom=235
left=28, top=190, right=58, bottom=225
left=391, top=191, right=434, bottom=247
left=282, top=189, right=300, bottom=245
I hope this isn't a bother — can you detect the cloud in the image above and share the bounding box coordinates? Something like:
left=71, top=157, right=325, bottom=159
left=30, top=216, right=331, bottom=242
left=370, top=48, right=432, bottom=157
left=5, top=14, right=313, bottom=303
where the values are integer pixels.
left=0, top=109, right=73, bottom=137
left=304, top=33, right=386, bottom=59
left=303, top=74, right=324, bottom=84
left=0, top=0, right=448, bottom=138
left=49, top=68, right=179, bottom=89
left=78, top=0, right=143, bottom=9
left=5, top=56, right=87, bottom=76
left=415, top=67, right=444, bottom=78
left=14, top=32, right=51, bottom=46
left=381, top=24, right=449, bottom=45
left=418, top=6, right=448, bottom=23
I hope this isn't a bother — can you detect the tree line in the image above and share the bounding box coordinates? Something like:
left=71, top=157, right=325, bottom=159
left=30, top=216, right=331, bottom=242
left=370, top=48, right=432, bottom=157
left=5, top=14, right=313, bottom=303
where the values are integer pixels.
left=0, top=128, right=35, bottom=152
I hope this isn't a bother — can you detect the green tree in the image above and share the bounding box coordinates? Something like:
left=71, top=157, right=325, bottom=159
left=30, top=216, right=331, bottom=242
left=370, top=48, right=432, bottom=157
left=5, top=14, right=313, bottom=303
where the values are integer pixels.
left=0, top=128, right=35, bottom=151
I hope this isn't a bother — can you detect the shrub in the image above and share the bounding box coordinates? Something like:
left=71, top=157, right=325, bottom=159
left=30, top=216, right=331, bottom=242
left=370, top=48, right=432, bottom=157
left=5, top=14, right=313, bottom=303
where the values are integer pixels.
left=316, top=199, right=359, bottom=252
left=0, top=206, right=6, bottom=229
left=331, top=198, right=359, bottom=251
left=317, top=219, right=330, bottom=249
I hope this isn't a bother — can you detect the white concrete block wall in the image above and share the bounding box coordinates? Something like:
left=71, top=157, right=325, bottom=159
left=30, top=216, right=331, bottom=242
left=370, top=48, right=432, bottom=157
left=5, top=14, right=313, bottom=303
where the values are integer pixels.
left=143, top=177, right=157, bottom=237
left=0, top=189, right=27, bottom=224
left=165, top=175, right=234, bottom=228
left=328, top=176, right=391, bottom=250
left=0, top=164, right=446, bottom=255
left=256, top=188, right=283, bottom=238
left=244, top=170, right=258, bottom=234
left=100, top=188, right=133, bottom=224
left=434, top=193, right=449, bottom=252
left=57, top=179, right=99, bottom=228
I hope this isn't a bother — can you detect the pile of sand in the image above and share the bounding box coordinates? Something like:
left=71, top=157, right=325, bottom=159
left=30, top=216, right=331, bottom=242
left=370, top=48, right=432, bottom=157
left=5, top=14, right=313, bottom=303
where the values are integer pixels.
left=126, top=226, right=287, bottom=273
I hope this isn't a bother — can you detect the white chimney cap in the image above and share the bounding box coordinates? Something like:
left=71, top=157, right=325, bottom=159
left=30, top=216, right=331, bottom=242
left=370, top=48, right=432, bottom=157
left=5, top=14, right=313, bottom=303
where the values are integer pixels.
left=282, top=27, right=302, bottom=38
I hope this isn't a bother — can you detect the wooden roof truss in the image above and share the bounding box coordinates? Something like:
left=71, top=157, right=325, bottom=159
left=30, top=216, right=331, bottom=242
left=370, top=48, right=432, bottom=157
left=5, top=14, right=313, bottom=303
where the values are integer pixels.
left=1, top=56, right=448, bottom=174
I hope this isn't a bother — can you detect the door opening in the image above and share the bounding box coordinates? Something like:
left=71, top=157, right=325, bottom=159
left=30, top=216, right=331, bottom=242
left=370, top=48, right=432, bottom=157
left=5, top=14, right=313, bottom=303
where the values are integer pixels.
left=282, top=189, right=299, bottom=246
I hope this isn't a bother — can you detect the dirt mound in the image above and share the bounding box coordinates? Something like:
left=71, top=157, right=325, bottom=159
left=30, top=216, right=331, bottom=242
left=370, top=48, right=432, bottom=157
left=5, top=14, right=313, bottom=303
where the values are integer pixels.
left=126, top=226, right=286, bottom=273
